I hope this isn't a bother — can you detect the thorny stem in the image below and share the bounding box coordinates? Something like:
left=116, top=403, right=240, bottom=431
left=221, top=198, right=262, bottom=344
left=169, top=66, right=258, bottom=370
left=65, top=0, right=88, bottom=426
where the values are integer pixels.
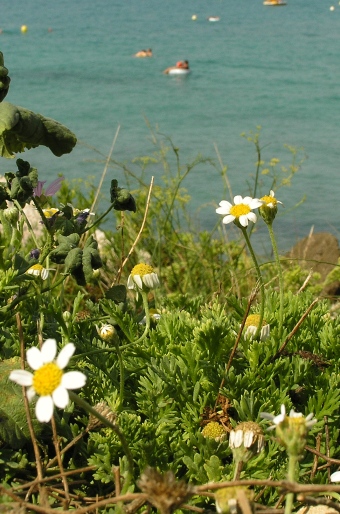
left=241, top=226, right=265, bottom=339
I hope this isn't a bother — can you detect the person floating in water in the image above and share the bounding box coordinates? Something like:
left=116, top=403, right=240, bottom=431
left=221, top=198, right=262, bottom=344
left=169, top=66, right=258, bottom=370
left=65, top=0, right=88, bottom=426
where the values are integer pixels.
left=134, top=48, right=152, bottom=57
left=163, top=60, right=189, bottom=74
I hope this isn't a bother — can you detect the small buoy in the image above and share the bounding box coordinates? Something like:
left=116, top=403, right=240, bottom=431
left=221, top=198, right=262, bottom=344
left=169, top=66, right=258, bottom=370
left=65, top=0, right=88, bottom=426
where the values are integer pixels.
left=20, top=25, right=28, bottom=33
left=330, top=5, right=335, bottom=10
left=192, top=14, right=197, bottom=20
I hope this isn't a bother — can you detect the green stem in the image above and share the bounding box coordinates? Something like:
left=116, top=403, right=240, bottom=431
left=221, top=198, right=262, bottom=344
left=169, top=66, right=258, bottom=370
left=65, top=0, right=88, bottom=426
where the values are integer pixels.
left=31, top=197, right=54, bottom=264
left=284, top=454, right=299, bottom=514
left=114, top=339, right=125, bottom=409
left=13, top=200, right=39, bottom=248
left=80, top=202, right=116, bottom=234
left=267, top=222, right=284, bottom=339
left=131, top=291, right=151, bottom=346
left=241, top=226, right=265, bottom=339
left=69, top=391, right=134, bottom=490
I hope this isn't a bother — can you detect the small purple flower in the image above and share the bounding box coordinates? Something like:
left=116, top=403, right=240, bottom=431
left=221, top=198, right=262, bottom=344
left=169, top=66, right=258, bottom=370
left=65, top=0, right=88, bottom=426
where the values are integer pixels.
left=34, top=176, right=64, bottom=198
left=29, top=248, right=40, bottom=260
left=75, top=208, right=94, bottom=226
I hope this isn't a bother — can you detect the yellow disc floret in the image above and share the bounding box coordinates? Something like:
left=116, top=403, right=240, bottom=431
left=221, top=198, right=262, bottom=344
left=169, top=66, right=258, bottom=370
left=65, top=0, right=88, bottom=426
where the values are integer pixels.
left=202, top=421, right=226, bottom=440
left=245, top=314, right=267, bottom=327
left=261, top=195, right=278, bottom=207
left=32, top=363, right=63, bottom=396
left=131, top=263, right=155, bottom=277
left=230, top=204, right=251, bottom=218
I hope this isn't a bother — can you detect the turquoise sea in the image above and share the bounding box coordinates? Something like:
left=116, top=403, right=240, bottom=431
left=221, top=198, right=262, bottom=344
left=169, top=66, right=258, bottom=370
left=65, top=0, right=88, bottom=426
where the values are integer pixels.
left=1, top=0, right=340, bottom=251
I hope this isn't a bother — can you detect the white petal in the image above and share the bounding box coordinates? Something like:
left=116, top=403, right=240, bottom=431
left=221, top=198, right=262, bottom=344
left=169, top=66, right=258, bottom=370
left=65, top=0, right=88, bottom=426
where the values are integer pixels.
left=243, top=431, right=254, bottom=448
left=216, top=205, right=230, bottom=215
left=41, top=339, right=57, bottom=363
left=331, top=471, right=340, bottom=482
left=27, top=386, right=36, bottom=401
left=35, top=395, right=54, bottom=422
left=242, top=196, right=253, bottom=204
left=27, top=347, right=44, bottom=370
left=239, top=215, right=249, bottom=227
left=127, top=275, right=134, bottom=289
left=143, top=273, right=159, bottom=288
left=61, top=371, right=87, bottom=390
left=9, top=369, right=33, bottom=386
left=40, top=268, right=49, bottom=280
left=249, top=198, right=263, bottom=209
left=270, top=190, right=275, bottom=197
left=234, top=429, right=243, bottom=448
left=57, top=343, right=75, bottom=369
left=222, top=214, right=235, bottom=225
left=219, top=200, right=232, bottom=208
left=247, top=212, right=257, bottom=224
left=260, top=412, right=275, bottom=420
left=133, top=275, right=143, bottom=289
left=52, top=386, right=69, bottom=408
left=233, top=195, right=243, bottom=204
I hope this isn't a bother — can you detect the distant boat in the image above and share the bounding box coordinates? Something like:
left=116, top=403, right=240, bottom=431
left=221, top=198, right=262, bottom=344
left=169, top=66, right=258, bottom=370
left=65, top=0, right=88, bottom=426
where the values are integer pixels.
left=207, top=16, right=220, bottom=22
left=263, top=0, right=287, bottom=5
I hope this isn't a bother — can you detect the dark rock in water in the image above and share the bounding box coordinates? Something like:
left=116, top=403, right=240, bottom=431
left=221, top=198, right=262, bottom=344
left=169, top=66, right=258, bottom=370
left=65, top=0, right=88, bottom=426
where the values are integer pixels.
left=288, top=232, right=339, bottom=281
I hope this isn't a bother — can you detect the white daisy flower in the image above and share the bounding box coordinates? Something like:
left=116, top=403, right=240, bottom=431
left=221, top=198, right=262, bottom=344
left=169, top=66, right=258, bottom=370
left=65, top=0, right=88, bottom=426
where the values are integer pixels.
left=244, top=314, right=270, bottom=341
left=9, top=339, right=86, bottom=423
left=26, top=263, right=55, bottom=280
left=127, top=263, right=160, bottom=291
left=259, top=190, right=283, bottom=224
left=216, top=195, right=263, bottom=227
left=260, top=404, right=317, bottom=431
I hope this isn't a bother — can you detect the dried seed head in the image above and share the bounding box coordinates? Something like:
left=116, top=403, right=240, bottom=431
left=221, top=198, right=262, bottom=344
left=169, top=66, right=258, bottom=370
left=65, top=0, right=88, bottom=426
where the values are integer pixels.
left=87, top=401, right=116, bottom=431
left=138, top=467, right=194, bottom=514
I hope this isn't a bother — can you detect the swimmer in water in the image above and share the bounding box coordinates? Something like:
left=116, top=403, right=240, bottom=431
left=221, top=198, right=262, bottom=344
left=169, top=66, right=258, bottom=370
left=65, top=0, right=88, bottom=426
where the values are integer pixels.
left=163, top=60, right=189, bottom=74
left=134, top=48, right=152, bottom=57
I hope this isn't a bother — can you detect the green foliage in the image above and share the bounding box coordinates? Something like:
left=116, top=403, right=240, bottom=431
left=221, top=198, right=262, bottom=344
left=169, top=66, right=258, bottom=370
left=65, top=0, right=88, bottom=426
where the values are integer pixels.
left=0, top=359, right=42, bottom=448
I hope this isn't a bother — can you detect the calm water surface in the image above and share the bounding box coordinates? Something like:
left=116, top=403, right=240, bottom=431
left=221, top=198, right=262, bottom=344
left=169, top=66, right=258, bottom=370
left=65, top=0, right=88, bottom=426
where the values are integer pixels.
left=1, top=0, right=340, bottom=249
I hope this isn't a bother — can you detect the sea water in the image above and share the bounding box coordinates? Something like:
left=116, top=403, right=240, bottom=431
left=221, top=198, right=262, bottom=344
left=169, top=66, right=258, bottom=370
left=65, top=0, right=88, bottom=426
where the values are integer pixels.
left=0, top=0, right=340, bottom=251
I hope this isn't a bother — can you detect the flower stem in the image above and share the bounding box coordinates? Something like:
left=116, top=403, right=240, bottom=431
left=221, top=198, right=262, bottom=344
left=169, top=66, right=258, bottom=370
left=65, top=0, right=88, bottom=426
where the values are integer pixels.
left=124, top=290, right=151, bottom=347
left=69, top=391, right=134, bottom=489
left=241, top=227, right=265, bottom=339
left=114, top=339, right=125, bottom=409
left=267, top=222, right=284, bottom=339
left=284, top=454, right=299, bottom=514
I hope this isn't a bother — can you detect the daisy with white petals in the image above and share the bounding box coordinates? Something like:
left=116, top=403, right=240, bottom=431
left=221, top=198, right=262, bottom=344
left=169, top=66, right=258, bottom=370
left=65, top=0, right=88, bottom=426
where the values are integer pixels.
left=26, top=263, right=55, bottom=280
left=127, top=263, right=160, bottom=292
left=260, top=404, right=316, bottom=457
left=9, top=338, right=86, bottom=423
left=216, top=195, right=263, bottom=228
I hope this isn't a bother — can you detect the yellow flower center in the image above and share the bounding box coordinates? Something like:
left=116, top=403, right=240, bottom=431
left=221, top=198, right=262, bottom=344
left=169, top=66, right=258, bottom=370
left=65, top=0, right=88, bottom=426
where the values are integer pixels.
left=32, top=362, right=63, bottom=396
left=202, top=421, right=225, bottom=439
left=131, top=263, right=154, bottom=277
left=230, top=204, right=251, bottom=218
left=27, top=264, right=44, bottom=274
left=261, top=195, right=277, bottom=207
left=245, top=314, right=267, bottom=327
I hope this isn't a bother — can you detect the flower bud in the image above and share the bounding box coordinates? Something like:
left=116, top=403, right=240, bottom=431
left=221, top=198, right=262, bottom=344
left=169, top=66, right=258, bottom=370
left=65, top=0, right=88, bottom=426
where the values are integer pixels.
left=97, top=323, right=116, bottom=341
